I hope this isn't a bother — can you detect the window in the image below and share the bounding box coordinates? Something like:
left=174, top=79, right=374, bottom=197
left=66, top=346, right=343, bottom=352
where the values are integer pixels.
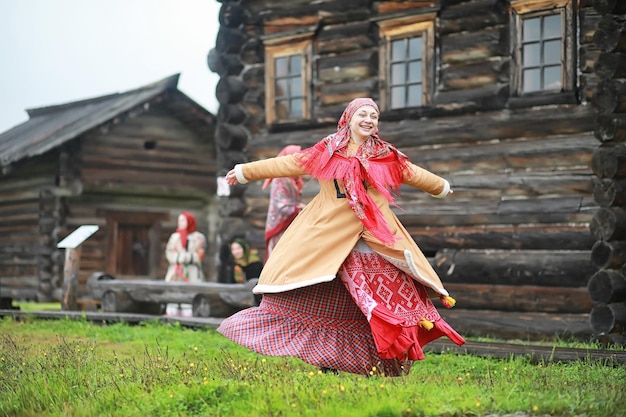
left=265, top=39, right=312, bottom=124
left=378, top=15, right=435, bottom=110
left=511, top=0, right=575, bottom=95
left=390, top=36, right=424, bottom=108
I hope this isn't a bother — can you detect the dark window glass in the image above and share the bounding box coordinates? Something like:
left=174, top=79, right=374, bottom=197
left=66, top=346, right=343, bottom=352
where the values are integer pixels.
left=544, top=66, right=562, bottom=90
left=407, top=84, right=422, bottom=107
left=390, top=86, right=404, bottom=109
left=543, top=14, right=561, bottom=39
left=275, top=57, right=288, bottom=77
left=543, top=40, right=561, bottom=65
left=521, top=13, right=563, bottom=93
left=274, top=54, right=304, bottom=120
left=523, top=68, right=541, bottom=92
left=275, top=79, right=289, bottom=99
left=389, top=35, right=423, bottom=109
left=290, top=98, right=303, bottom=118
left=523, top=43, right=541, bottom=66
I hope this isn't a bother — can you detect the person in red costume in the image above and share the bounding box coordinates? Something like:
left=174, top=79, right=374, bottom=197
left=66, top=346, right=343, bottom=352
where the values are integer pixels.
left=165, top=211, right=206, bottom=283
left=262, top=145, right=305, bottom=262
left=219, top=98, right=464, bottom=376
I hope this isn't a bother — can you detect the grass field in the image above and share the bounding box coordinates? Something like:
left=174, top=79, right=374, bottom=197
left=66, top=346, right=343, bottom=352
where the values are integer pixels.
left=1, top=316, right=625, bottom=417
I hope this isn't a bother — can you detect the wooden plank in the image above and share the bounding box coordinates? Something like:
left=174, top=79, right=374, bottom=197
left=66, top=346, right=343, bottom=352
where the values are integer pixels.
left=0, top=288, right=38, bottom=300
left=374, top=1, right=436, bottom=14
left=446, top=283, right=593, bottom=314
left=444, top=170, right=593, bottom=199
left=319, top=79, right=378, bottom=106
left=441, top=26, right=504, bottom=64
left=433, top=249, right=595, bottom=287
left=318, top=21, right=376, bottom=54
left=0, top=276, right=39, bottom=287
left=439, top=308, right=592, bottom=341
left=88, top=278, right=257, bottom=305
left=439, top=0, right=507, bottom=35
left=441, top=59, right=503, bottom=90
left=317, top=51, right=377, bottom=82
left=0, top=176, right=54, bottom=193
left=395, top=197, right=596, bottom=226
left=425, top=339, right=625, bottom=365
left=404, top=135, right=595, bottom=175
left=82, top=145, right=216, bottom=166
left=61, top=248, right=80, bottom=311
left=104, top=112, right=202, bottom=139
left=80, top=157, right=215, bottom=175
left=409, top=224, right=594, bottom=251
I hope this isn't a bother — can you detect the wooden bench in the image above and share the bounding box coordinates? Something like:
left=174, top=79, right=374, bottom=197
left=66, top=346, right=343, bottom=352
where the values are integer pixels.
left=87, top=273, right=258, bottom=318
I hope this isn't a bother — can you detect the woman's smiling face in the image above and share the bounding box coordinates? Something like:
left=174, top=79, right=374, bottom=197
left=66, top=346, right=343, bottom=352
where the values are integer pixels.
left=349, top=105, right=379, bottom=142
left=230, top=242, right=245, bottom=260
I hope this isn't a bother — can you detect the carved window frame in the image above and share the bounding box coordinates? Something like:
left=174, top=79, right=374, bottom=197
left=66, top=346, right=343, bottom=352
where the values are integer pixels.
left=510, top=0, right=575, bottom=96
left=378, top=14, right=436, bottom=111
left=264, top=38, right=313, bottom=125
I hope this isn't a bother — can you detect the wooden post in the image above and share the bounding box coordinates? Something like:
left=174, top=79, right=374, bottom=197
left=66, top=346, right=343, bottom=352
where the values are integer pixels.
left=62, top=247, right=81, bottom=311
left=57, top=225, right=99, bottom=312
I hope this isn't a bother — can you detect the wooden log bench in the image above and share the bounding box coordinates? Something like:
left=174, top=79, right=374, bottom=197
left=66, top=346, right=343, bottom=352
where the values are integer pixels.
left=87, top=273, right=258, bottom=318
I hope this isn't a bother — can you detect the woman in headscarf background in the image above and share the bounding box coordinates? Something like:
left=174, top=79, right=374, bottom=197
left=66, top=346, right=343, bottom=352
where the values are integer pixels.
left=227, top=238, right=264, bottom=305
left=229, top=238, right=264, bottom=284
left=219, top=98, right=465, bottom=376
left=262, top=145, right=305, bottom=262
left=165, top=211, right=206, bottom=283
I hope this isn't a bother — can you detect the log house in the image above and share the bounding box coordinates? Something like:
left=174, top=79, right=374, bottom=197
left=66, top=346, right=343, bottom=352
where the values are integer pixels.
left=0, top=75, right=218, bottom=305
left=588, top=0, right=626, bottom=345
left=208, top=0, right=612, bottom=341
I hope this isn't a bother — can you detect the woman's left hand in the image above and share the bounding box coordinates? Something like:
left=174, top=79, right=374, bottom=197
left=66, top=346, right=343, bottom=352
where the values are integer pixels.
left=225, top=169, right=239, bottom=185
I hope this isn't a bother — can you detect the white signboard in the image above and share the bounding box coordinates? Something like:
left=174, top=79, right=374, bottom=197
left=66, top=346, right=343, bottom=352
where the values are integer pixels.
left=217, top=176, right=230, bottom=197
left=57, top=225, right=99, bottom=249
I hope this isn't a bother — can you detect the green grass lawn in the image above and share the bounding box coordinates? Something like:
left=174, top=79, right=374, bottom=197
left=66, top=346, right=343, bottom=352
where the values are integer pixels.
left=12, top=301, right=61, bottom=311
left=1, top=316, right=624, bottom=417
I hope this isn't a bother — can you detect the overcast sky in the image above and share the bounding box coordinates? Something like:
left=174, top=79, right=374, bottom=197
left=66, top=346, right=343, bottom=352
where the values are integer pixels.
left=0, top=0, right=221, bottom=133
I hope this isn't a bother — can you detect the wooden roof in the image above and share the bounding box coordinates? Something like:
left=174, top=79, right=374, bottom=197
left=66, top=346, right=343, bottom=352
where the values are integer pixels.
left=0, top=74, right=215, bottom=173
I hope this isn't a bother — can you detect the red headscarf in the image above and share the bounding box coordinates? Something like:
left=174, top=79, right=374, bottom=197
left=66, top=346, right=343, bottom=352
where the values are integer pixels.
left=296, top=98, right=410, bottom=245
left=177, top=211, right=197, bottom=249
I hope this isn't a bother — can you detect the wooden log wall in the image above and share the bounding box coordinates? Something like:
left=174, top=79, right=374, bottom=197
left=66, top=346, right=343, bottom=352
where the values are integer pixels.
left=0, top=151, right=67, bottom=302
left=209, top=0, right=600, bottom=338
left=588, top=0, right=626, bottom=345
left=208, top=1, right=257, bottom=283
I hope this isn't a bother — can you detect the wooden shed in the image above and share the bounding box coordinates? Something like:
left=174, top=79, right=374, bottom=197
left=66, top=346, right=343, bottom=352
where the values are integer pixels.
left=0, top=74, right=218, bottom=306
left=208, top=0, right=626, bottom=342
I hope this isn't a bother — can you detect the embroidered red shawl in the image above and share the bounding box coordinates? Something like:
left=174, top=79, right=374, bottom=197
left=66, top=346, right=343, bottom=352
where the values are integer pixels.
left=296, top=98, right=410, bottom=245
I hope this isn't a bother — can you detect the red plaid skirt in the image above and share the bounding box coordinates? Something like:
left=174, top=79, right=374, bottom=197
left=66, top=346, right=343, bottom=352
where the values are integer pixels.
left=217, top=245, right=464, bottom=376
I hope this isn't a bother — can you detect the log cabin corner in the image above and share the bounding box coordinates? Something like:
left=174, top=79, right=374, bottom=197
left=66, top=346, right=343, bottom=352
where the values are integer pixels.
left=209, top=0, right=626, bottom=343
left=0, top=74, right=218, bottom=307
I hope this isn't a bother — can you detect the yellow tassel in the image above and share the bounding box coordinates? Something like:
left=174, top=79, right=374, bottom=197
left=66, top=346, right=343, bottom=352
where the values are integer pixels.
left=440, top=295, right=456, bottom=308
left=419, top=318, right=434, bottom=330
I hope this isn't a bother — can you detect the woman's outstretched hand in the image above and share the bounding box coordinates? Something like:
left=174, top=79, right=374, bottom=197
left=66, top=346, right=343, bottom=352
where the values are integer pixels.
left=225, top=169, right=239, bottom=185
